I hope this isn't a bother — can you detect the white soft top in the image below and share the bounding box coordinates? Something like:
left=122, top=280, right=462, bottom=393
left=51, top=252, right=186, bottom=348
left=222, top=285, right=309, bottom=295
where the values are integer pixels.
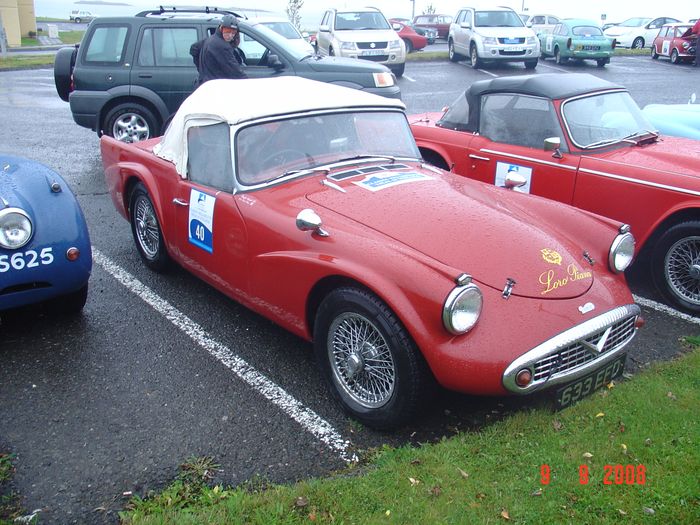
left=154, top=77, right=405, bottom=176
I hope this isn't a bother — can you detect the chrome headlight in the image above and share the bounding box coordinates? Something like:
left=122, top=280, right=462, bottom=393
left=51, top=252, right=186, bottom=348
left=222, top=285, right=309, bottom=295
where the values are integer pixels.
left=609, top=230, right=635, bottom=273
left=0, top=207, right=33, bottom=249
left=443, top=282, right=483, bottom=335
left=372, top=71, right=395, bottom=87
left=482, top=36, right=497, bottom=45
left=339, top=41, right=356, bottom=51
left=389, top=39, right=402, bottom=50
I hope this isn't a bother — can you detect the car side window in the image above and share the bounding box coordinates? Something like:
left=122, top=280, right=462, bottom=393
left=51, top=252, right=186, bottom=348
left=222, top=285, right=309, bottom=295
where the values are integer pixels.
left=84, top=25, right=129, bottom=64
left=187, top=123, right=233, bottom=193
left=549, top=16, right=560, bottom=24
left=532, top=16, right=545, bottom=25
left=479, top=94, right=567, bottom=151
left=455, top=11, right=464, bottom=24
left=137, top=27, right=198, bottom=67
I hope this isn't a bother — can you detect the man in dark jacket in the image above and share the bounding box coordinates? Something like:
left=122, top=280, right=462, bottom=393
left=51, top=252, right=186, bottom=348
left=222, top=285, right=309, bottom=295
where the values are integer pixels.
left=196, top=15, right=247, bottom=84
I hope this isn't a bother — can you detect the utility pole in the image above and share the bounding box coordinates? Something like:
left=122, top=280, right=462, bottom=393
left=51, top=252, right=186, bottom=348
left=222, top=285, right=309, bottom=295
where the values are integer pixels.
left=411, top=0, right=415, bottom=19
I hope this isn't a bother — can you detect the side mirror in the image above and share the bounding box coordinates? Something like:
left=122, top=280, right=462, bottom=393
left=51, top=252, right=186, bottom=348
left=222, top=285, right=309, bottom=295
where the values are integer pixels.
left=302, top=31, right=309, bottom=38
left=504, top=170, right=527, bottom=189
left=267, top=54, right=284, bottom=70
left=296, top=209, right=329, bottom=237
left=392, top=23, right=402, bottom=31
left=526, top=21, right=533, bottom=28
left=319, top=24, right=330, bottom=32
left=544, top=136, right=563, bottom=159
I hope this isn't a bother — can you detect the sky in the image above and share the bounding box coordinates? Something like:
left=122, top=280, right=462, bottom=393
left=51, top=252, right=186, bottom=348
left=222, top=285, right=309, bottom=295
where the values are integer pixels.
left=36, top=1, right=697, bottom=30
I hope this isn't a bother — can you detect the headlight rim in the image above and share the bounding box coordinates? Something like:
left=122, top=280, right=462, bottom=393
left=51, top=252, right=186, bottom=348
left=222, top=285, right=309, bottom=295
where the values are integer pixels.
left=442, top=282, right=483, bottom=335
left=0, top=207, right=33, bottom=250
left=609, top=230, right=636, bottom=273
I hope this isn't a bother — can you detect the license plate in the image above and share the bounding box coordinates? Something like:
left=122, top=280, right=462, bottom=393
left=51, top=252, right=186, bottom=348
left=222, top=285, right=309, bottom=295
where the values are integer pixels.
left=503, top=38, right=520, bottom=44
left=582, top=45, right=600, bottom=51
left=361, top=49, right=385, bottom=56
left=555, top=355, right=625, bottom=409
left=504, top=46, right=524, bottom=52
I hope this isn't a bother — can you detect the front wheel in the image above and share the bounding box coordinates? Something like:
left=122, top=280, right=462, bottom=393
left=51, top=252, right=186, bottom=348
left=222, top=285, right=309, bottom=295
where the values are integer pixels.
left=390, top=63, right=405, bottom=78
left=554, top=48, right=568, bottom=64
left=469, top=44, right=482, bottom=69
left=670, top=49, right=680, bottom=64
left=632, top=37, right=644, bottom=49
left=524, top=59, right=538, bottom=69
left=651, top=46, right=659, bottom=59
left=314, top=287, right=433, bottom=429
left=448, top=40, right=462, bottom=62
left=104, top=103, right=159, bottom=143
left=129, top=183, right=170, bottom=272
left=651, top=221, right=700, bottom=314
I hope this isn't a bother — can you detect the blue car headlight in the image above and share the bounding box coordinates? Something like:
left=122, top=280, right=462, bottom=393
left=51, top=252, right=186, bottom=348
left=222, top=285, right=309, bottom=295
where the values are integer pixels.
left=0, top=207, right=33, bottom=249
left=609, top=229, right=635, bottom=273
left=443, top=280, right=483, bottom=334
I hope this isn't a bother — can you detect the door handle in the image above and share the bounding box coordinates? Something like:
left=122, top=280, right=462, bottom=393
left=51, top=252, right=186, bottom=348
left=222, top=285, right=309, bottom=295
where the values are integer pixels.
left=138, top=74, right=153, bottom=78
left=173, top=198, right=189, bottom=207
left=469, top=154, right=490, bottom=161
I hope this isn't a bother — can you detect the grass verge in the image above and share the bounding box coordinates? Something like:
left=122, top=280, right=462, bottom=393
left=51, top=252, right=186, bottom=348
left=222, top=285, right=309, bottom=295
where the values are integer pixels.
left=121, top=339, right=700, bottom=524
left=0, top=54, right=56, bottom=70
left=0, top=453, right=23, bottom=524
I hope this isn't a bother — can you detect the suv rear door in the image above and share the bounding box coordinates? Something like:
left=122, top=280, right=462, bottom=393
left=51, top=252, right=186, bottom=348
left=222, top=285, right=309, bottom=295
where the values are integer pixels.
left=131, top=24, right=200, bottom=115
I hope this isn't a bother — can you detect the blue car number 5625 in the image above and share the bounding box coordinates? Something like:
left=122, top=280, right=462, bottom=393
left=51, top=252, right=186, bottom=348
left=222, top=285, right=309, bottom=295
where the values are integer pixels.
left=0, top=247, right=54, bottom=272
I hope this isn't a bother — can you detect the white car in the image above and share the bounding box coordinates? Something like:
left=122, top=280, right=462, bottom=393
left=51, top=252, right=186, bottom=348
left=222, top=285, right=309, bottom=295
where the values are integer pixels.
left=248, top=16, right=315, bottom=56
left=69, top=10, right=97, bottom=23
left=315, top=7, right=406, bottom=77
left=449, top=6, right=539, bottom=69
left=603, top=16, right=680, bottom=48
left=519, top=13, right=560, bottom=34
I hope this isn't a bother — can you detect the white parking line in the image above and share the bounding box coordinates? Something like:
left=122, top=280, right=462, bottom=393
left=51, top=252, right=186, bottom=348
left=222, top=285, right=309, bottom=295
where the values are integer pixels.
left=93, top=248, right=357, bottom=464
left=402, top=75, right=417, bottom=82
left=537, top=62, right=570, bottom=73
left=633, top=294, right=700, bottom=325
left=477, top=68, right=499, bottom=77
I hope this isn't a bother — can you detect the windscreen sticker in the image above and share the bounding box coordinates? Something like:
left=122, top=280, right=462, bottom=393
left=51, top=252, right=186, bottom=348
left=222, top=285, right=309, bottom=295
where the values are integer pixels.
left=352, top=172, right=433, bottom=192
left=188, top=189, right=215, bottom=253
left=495, top=162, right=532, bottom=193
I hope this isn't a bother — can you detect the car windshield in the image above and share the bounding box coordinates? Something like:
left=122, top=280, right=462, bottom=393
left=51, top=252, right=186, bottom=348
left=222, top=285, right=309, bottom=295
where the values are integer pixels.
left=475, top=10, right=524, bottom=28
left=572, top=26, right=603, bottom=36
left=236, top=111, right=421, bottom=186
left=618, top=18, right=651, bottom=27
left=562, top=91, right=656, bottom=149
left=335, top=12, right=391, bottom=30
left=261, top=21, right=303, bottom=40
left=247, top=23, right=308, bottom=60
left=437, top=93, right=471, bottom=131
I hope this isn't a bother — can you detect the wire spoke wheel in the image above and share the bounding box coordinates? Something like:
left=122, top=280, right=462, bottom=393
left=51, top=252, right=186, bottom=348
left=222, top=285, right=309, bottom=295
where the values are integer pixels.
left=664, top=235, right=700, bottom=305
left=328, top=312, right=396, bottom=409
left=134, top=195, right=161, bottom=259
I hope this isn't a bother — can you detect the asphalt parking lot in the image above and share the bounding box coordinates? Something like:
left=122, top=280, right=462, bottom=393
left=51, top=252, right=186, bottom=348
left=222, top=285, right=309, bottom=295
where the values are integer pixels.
left=0, top=56, right=698, bottom=523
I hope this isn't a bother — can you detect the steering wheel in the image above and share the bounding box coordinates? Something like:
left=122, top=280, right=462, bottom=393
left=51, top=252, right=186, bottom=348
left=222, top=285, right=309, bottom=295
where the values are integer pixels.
left=260, top=149, right=308, bottom=170
left=259, top=48, right=269, bottom=67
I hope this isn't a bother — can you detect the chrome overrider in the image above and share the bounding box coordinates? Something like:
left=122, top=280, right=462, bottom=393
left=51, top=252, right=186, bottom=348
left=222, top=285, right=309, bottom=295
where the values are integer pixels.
left=502, top=304, right=641, bottom=393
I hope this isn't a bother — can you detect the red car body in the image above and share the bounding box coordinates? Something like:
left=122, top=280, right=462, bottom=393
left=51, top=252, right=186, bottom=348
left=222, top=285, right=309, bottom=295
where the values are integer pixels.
left=412, top=13, right=452, bottom=39
left=410, top=73, right=700, bottom=314
left=389, top=19, right=428, bottom=52
left=651, top=23, right=697, bottom=63
left=101, top=77, right=640, bottom=428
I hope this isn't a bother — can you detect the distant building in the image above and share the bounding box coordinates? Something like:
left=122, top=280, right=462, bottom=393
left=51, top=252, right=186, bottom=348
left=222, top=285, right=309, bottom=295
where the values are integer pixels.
left=1, top=0, right=36, bottom=47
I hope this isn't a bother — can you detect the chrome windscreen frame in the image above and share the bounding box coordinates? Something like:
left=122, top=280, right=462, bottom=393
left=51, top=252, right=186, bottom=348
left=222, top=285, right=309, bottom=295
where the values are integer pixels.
left=502, top=304, right=640, bottom=393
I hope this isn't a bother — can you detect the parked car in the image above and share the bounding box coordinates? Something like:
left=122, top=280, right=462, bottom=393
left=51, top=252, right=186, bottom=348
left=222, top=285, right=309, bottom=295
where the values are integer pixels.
left=389, top=20, right=428, bottom=52
left=603, top=16, right=680, bottom=48
left=539, top=19, right=615, bottom=67
left=651, top=23, right=697, bottom=63
left=101, top=76, right=641, bottom=428
left=520, top=13, right=561, bottom=34
left=643, top=102, right=700, bottom=140
left=0, top=155, right=92, bottom=315
left=389, top=18, right=437, bottom=44
left=409, top=73, right=700, bottom=314
left=69, top=10, right=97, bottom=23
left=448, top=5, right=539, bottom=69
left=412, top=13, right=453, bottom=39
left=315, top=7, right=406, bottom=77
left=53, top=6, right=400, bottom=144
left=249, top=16, right=315, bottom=55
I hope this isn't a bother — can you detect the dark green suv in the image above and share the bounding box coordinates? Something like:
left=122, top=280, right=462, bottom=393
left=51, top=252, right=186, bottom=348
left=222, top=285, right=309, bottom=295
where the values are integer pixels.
left=54, top=7, right=401, bottom=142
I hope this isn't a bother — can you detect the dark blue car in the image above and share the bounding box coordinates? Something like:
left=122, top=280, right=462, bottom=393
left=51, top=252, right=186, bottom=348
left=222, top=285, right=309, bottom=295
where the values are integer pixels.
left=0, top=155, right=92, bottom=314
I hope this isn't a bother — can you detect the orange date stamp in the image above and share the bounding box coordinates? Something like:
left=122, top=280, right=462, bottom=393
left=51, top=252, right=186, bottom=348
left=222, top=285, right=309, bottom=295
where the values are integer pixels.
left=540, top=464, right=646, bottom=485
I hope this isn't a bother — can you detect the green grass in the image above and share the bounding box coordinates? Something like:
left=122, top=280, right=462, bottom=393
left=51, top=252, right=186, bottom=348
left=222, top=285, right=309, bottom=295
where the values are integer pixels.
left=0, top=454, right=23, bottom=524
left=0, top=54, right=56, bottom=70
left=121, top=340, right=700, bottom=524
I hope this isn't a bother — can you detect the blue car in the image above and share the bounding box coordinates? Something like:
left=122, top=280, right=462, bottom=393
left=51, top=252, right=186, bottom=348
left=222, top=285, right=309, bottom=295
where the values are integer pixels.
left=0, top=155, right=92, bottom=314
left=643, top=103, right=700, bottom=141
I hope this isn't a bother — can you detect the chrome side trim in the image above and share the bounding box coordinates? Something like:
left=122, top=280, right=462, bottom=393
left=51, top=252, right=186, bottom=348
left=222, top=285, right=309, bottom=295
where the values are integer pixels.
left=480, top=149, right=578, bottom=170
left=578, top=168, right=700, bottom=198
left=502, top=304, right=640, bottom=393
left=469, top=154, right=490, bottom=161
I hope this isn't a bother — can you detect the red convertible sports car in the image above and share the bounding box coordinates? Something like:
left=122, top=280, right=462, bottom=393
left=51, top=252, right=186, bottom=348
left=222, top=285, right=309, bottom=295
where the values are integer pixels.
left=410, top=73, right=700, bottom=315
left=102, top=77, right=641, bottom=428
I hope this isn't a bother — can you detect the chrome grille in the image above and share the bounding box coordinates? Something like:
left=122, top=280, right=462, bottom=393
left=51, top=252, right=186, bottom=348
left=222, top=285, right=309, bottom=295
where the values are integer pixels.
left=533, top=316, right=636, bottom=381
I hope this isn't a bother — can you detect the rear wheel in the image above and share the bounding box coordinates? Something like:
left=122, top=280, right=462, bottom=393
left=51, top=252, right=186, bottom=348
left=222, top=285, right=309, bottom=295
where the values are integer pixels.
left=74, top=17, right=81, bottom=23
left=403, top=38, right=413, bottom=53
left=651, top=221, right=700, bottom=314
left=632, top=37, right=644, bottom=49
left=469, top=44, right=482, bottom=68
left=596, top=58, right=609, bottom=67
left=129, top=183, right=170, bottom=272
left=670, top=49, right=680, bottom=64
left=314, top=287, right=434, bottom=429
left=104, top=103, right=159, bottom=143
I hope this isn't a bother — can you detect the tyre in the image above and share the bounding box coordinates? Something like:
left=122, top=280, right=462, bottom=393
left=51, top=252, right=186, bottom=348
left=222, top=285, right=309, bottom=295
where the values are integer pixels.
left=75, top=17, right=81, bottom=23
left=596, top=58, right=609, bottom=67
left=54, top=46, right=77, bottom=102
left=448, top=40, right=462, bottom=62
left=129, top=183, right=170, bottom=272
left=524, top=59, right=538, bottom=69
left=631, top=37, right=644, bottom=49
left=390, top=63, right=405, bottom=78
left=328, top=46, right=335, bottom=57
left=554, top=48, right=568, bottom=64
left=651, top=221, right=700, bottom=314
left=670, top=49, right=680, bottom=64
left=651, top=46, right=659, bottom=59
left=403, top=38, right=413, bottom=53
left=104, top=103, right=159, bottom=143
left=314, top=287, right=433, bottom=429
left=469, top=44, right=482, bottom=69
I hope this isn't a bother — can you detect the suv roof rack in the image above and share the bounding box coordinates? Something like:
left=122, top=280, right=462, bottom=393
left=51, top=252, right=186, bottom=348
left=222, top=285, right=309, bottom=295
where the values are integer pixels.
left=135, top=5, right=246, bottom=19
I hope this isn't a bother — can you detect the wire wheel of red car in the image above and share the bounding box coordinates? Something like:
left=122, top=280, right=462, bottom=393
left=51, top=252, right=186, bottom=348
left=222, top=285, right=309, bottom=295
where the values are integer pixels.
left=129, top=183, right=170, bottom=272
left=314, top=287, right=433, bottom=429
left=652, top=221, right=700, bottom=313
left=403, top=38, right=413, bottom=53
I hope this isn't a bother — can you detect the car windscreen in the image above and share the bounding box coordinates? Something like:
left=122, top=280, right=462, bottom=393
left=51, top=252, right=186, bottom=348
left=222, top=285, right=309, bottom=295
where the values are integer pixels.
left=236, top=111, right=420, bottom=186
left=475, top=11, right=524, bottom=28
left=562, top=91, right=656, bottom=149
left=572, top=26, right=603, bottom=36
left=262, top=21, right=303, bottom=40
left=437, top=94, right=471, bottom=131
left=247, top=22, right=308, bottom=59
left=618, top=18, right=651, bottom=27
left=335, top=12, right=391, bottom=30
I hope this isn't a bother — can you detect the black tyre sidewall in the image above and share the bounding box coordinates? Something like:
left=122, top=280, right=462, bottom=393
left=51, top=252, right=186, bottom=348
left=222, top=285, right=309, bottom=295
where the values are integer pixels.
left=129, top=183, right=170, bottom=272
left=104, top=103, right=159, bottom=142
left=651, top=221, right=700, bottom=314
left=313, top=287, right=430, bottom=429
